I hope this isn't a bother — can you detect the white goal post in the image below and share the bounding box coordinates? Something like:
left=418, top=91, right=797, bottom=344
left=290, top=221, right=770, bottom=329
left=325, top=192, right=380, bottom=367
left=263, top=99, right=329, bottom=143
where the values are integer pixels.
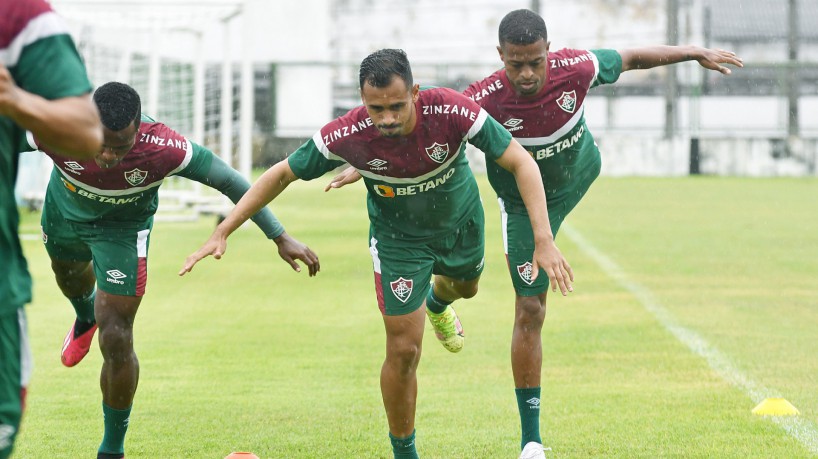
left=18, top=0, right=255, bottom=221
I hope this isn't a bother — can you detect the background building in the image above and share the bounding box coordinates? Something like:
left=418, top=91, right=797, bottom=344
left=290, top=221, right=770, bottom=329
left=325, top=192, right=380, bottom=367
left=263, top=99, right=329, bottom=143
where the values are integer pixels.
left=15, top=0, right=818, bottom=210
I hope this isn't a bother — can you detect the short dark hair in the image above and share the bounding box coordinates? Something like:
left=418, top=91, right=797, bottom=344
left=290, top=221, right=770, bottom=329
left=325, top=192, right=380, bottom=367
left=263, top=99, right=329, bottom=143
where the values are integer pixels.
left=358, top=48, right=413, bottom=90
left=498, top=9, right=548, bottom=46
left=93, top=82, right=141, bottom=131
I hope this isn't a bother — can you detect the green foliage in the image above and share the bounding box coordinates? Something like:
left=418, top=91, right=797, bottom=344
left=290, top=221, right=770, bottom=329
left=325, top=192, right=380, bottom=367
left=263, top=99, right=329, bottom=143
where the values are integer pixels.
left=14, top=176, right=817, bottom=458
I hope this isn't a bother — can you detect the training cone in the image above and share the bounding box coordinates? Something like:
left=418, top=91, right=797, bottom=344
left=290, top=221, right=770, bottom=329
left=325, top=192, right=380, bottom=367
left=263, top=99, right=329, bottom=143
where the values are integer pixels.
left=751, top=398, right=800, bottom=416
left=225, top=452, right=260, bottom=459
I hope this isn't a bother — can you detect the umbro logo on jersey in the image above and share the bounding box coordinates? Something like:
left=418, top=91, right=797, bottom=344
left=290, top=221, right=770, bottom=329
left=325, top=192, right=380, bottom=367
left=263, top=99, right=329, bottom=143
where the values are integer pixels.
left=367, top=158, right=388, bottom=171
left=517, top=262, right=535, bottom=285
left=106, top=269, right=127, bottom=285
left=425, top=142, right=450, bottom=163
left=556, top=90, right=577, bottom=113
left=124, top=168, right=148, bottom=186
left=64, top=161, right=85, bottom=174
left=503, top=118, right=525, bottom=132
left=390, top=277, right=413, bottom=303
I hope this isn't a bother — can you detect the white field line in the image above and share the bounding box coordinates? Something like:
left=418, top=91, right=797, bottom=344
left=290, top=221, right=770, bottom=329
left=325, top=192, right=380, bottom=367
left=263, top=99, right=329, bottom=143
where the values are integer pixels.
left=561, top=224, right=818, bottom=456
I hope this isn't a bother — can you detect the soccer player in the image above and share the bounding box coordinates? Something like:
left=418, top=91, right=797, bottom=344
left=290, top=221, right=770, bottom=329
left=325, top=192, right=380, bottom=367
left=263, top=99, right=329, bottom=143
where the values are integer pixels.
left=465, top=11, right=742, bottom=459
left=180, top=48, right=573, bottom=459
left=327, top=10, right=743, bottom=459
left=34, top=81, right=319, bottom=459
left=0, top=0, right=102, bottom=457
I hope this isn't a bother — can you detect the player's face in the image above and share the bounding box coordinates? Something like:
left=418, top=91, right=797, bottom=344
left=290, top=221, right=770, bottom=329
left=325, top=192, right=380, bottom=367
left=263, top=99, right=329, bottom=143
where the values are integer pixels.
left=361, top=77, right=419, bottom=138
left=96, top=122, right=138, bottom=169
left=498, top=39, right=550, bottom=97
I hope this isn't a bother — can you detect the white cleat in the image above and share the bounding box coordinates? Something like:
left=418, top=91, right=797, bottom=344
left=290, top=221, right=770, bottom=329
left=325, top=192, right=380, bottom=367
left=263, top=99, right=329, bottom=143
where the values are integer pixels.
left=519, top=442, right=551, bottom=459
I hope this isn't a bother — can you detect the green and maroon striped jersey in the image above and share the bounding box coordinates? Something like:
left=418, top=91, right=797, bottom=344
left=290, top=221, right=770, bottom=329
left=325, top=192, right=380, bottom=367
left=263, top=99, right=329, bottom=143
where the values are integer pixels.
left=1, top=0, right=93, bottom=311
left=37, top=115, right=285, bottom=237
left=288, top=86, right=512, bottom=242
left=464, top=48, right=622, bottom=213
left=39, top=117, right=197, bottom=224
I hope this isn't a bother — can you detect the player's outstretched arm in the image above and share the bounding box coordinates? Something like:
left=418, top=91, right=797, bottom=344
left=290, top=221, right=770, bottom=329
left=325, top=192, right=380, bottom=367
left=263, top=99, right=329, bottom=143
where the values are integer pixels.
left=494, top=139, right=574, bottom=295
left=179, top=148, right=320, bottom=276
left=0, top=64, right=101, bottom=158
left=618, top=45, right=743, bottom=75
left=179, top=160, right=300, bottom=276
left=273, top=232, right=320, bottom=276
left=324, top=166, right=362, bottom=191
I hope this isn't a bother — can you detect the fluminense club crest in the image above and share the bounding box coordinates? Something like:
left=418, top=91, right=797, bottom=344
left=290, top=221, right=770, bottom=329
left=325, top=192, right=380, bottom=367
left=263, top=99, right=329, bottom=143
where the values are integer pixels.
left=425, top=142, right=450, bottom=163
left=390, top=277, right=413, bottom=303
left=556, top=90, right=577, bottom=113
left=517, top=262, right=535, bottom=285
left=124, top=168, right=148, bottom=186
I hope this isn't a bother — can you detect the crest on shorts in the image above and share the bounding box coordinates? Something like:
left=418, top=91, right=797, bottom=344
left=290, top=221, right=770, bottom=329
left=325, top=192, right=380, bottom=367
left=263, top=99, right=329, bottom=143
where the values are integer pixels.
left=390, top=277, right=413, bottom=303
left=556, top=90, right=577, bottom=113
left=124, top=168, right=148, bottom=186
left=425, top=142, right=450, bottom=163
left=517, top=262, right=535, bottom=285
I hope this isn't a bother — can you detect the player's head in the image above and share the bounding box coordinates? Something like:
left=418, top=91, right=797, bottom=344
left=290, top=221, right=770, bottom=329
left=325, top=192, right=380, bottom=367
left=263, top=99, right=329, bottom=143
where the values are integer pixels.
left=359, top=48, right=419, bottom=138
left=497, top=9, right=551, bottom=97
left=93, top=81, right=141, bottom=168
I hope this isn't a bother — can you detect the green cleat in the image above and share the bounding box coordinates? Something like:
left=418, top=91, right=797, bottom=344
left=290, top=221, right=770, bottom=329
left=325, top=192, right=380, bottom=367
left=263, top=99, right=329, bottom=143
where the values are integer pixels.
left=426, top=305, right=464, bottom=353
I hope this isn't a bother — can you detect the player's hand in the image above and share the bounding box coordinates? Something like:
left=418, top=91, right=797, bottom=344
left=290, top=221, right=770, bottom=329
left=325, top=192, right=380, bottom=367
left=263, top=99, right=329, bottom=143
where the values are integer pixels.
left=178, top=232, right=228, bottom=276
left=324, top=166, right=362, bottom=191
left=0, top=64, right=22, bottom=117
left=530, top=240, right=574, bottom=296
left=274, top=231, right=320, bottom=276
left=696, top=47, right=743, bottom=75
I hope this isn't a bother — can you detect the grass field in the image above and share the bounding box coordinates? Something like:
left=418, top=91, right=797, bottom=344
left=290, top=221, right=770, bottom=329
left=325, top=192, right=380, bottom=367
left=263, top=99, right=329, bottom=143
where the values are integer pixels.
left=12, top=174, right=818, bottom=458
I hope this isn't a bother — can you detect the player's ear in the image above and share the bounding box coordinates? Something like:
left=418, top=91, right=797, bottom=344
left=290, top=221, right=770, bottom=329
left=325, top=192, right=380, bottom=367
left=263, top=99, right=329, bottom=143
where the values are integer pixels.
left=496, top=45, right=504, bottom=61
left=411, top=84, right=419, bottom=102
left=546, top=41, right=551, bottom=52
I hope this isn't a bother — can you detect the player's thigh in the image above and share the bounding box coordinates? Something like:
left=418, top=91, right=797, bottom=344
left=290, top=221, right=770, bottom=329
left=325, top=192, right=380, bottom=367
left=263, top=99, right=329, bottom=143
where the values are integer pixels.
left=0, top=308, right=31, bottom=459
left=501, top=208, right=562, bottom=296
left=86, top=223, right=152, bottom=297
left=41, top=202, right=91, bottom=262
left=369, top=234, right=435, bottom=316
left=432, top=207, right=486, bottom=282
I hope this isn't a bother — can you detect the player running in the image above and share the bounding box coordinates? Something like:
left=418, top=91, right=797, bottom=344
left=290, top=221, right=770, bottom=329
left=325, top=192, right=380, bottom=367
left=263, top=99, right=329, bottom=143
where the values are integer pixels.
left=180, top=49, right=572, bottom=459
left=34, top=81, right=318, bottom=459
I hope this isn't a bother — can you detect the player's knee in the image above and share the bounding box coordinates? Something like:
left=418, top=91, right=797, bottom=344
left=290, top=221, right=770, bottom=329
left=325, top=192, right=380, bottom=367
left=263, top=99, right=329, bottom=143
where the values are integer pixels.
left=97, top=323, right=134, bottom=360
left=456, top=282, right=479, bottom=299
left=515, top=295, right=546, bottom=327
left=387, top=341, right=421, bottom=373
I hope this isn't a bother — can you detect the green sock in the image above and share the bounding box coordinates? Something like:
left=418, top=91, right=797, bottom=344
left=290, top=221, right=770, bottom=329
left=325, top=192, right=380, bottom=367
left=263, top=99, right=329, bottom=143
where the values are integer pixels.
left=99, top=403, right=131, bottom=455
left=69, top=288, right=96, bottom=324
left=516, top=387, right=542, bottom=449
left=389, top=430, right=419, bottom=459
left=425, top=287, right=451, bottom=314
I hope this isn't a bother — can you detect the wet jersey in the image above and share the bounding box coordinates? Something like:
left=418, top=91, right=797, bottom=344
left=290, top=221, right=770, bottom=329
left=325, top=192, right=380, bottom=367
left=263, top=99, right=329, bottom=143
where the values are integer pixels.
left=37, top=116, right=284, bottom=238
left=1, top=0, right=92, bottom=311
left=464, top=48, right=622, bottom=214
left=288, top=86, right=512, bottom=242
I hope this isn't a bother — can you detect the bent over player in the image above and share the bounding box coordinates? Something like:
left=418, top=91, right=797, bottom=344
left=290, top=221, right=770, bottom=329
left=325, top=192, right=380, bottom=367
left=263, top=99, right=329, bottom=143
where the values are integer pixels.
left=181, top=49, right=572, bottom=458
left=35, top=82, right=318, bottom=459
